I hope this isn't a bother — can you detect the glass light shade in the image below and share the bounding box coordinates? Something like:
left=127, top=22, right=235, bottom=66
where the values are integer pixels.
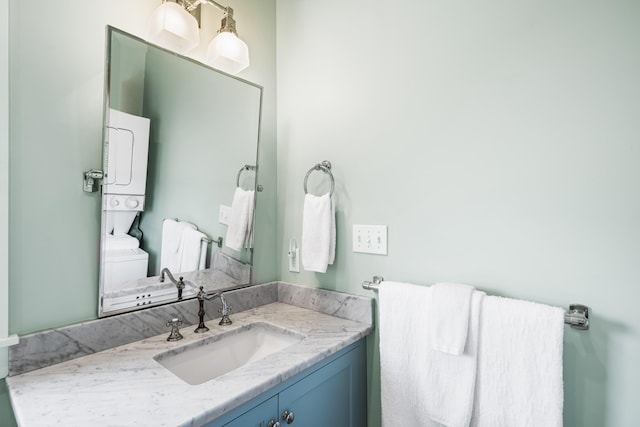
left=147, top=2, right=199, bottom=54
left=206, top=32, right=250, bottom=75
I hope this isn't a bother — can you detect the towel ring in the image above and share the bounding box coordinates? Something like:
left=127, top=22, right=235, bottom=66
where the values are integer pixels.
left=303, top=160, right=334, bottom=196
left=236, top=165, right=256, bottom=189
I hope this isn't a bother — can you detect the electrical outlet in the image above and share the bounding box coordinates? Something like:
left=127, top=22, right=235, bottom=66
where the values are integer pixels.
left=353, top=224, right=388, bottom=255
left=218, top=205, right=232, bottom=225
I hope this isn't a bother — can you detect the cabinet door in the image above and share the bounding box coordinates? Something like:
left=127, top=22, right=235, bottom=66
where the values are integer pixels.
left=278, top=345, right=366, bottom=427
left=222, top=395, right=278, bottom=427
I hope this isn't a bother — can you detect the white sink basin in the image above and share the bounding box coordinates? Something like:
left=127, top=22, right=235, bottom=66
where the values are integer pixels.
left=153, top=322, right=305, bottom=385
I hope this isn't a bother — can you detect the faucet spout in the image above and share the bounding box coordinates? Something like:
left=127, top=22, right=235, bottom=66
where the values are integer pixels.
left=202, top=291, right=233, bottom=326
left=160, top=268, right=186, bottom=300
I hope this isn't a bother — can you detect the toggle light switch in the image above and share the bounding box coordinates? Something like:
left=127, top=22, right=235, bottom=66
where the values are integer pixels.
left=352, top=225, right=388, bottom=255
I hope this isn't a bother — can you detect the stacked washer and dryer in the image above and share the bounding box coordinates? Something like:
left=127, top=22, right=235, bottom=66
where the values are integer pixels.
left=102, top=108, right=151, bottom=293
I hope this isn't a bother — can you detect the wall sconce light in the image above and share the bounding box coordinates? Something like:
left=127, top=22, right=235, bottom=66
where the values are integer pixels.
left=147, top=0, right=250, bottom=75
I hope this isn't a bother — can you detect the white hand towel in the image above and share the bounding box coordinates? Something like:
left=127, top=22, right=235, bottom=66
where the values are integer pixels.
left=429, top=282, right=475, bottom=355
left=179, top=228, right=207, bottom=273
left=160, top=219, right=196, bottom=272
left=470, top=296, right=564, bottom=427
left=301, top=193, right=335, bottom=273
left=379, top=281, right=439, bottom=427
left=225, top=187, right=255, bottom=251
left=245, top=187, right=255, bottom=249
left=425, top=289, right=485, bottom=427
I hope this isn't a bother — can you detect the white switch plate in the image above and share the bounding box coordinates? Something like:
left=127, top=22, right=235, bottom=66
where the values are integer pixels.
left=353, top=224, right=388, bottom=255
left=218, top=205, right=232, bottom=225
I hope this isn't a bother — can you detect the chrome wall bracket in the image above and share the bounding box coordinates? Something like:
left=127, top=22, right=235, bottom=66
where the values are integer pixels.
left=83, top=169, right=104, bottom=193
left=565, top=304, right=589, bottom=330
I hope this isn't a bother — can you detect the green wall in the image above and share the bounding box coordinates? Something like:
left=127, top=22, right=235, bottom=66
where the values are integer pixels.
left=3, top=1, right=276, bottom=424
left=5, top=0, right=640, bottom=426
left=276, top=0, right=640, bottom=426
left=8, top=0, right=277, bottom=335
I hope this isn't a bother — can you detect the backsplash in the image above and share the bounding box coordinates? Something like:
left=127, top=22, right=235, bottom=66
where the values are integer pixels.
left=9, top=282, right=372, bottom=376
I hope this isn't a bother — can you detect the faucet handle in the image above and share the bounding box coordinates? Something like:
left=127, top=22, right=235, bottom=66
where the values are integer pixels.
left=166, top=318, right=184, bottom=341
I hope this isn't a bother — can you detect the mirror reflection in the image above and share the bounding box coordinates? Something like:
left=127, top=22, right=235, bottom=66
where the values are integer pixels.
left=99, top=27, right=262, bottom=317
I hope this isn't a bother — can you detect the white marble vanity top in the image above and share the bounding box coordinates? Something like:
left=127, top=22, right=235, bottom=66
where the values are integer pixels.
left=7, top=302, right=373, bottom=427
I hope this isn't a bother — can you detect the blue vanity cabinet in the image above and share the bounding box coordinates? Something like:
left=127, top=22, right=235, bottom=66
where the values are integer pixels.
left=222, top=396, right=278, bottom=427
left=209, top=339, right=366, bottom=427
left=277, top=341, right=367, bottom=427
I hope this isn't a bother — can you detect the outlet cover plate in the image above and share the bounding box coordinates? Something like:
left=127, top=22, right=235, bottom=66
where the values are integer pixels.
left=353, top=224, right=387, bottom=255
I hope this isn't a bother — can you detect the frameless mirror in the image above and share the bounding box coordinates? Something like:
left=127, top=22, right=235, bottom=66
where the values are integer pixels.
left=98, top=27, right=262, bottom=317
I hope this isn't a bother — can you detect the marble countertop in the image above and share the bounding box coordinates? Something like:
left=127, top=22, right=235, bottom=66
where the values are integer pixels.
left=7, top=301, right=373, bottom=427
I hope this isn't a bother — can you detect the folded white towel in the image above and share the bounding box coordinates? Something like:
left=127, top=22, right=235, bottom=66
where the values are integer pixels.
left=426, top=289, right=485, bottom=427
left=179, top=228, right=207, bottom=273
left=225, top=187, right=255, bottom=251
left=429, top=282, right=475, bottom=355
left=160, top=219, right=196, bottom=272
left=379, top=281, right=438, bottom=427
left=301, top=193, right=335, bottom=273
left=470, top=296, right=564, bottom=427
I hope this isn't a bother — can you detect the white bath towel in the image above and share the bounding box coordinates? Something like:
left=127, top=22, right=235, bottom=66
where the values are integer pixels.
left=429, top=282, right=475, bottom=355
left=179, top=228, right=207, bottom=273
left=379, top=281, right=438, bottom=427
left=301, top=193, right=335, bottom=273
left=160, top=219, right=196, bottom=272
left=225, top=187, right=255, bottom=251
left=470, top=296, right=565, bottom=427
left=425, top=289, right=485, bottom=427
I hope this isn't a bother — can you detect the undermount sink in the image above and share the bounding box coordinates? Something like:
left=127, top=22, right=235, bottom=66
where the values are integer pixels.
left=153, top=322, right=305, bottom=385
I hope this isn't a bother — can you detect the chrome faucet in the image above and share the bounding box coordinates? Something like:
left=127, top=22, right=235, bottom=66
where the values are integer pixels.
left=194, top=286, right=232, bottom=333
left=160, top=268, right=186, bottom=301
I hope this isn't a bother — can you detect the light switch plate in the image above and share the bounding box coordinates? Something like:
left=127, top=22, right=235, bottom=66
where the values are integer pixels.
left=353, top=224, right=388, bottom=255
left=218, top=205, right=232, bottom=225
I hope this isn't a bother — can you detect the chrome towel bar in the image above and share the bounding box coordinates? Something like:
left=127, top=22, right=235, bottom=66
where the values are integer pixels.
left=202, top=236, right=223, bottom=248
left=362, top=276, right=590, bottom=330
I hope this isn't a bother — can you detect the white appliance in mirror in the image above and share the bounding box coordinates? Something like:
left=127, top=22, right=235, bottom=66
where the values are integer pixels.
left=103, top=109, right=150, bottom=293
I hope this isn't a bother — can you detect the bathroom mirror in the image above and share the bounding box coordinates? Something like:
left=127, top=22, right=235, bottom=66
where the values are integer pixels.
left=98, top=27, right=262, bottom=317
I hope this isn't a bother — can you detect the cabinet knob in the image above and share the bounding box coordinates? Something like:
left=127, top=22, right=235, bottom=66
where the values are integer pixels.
left=281, top=410, right=295, bottom=424
left=267, top=421, right=281, bottom=427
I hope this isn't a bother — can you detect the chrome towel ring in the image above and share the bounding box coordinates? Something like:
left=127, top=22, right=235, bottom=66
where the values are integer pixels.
left=236, top=165, right=256, bottom=189
left=303, top=160, right=334, bottom=196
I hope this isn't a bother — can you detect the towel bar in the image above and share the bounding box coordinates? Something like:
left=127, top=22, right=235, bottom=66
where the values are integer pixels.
left=362, top=276, right=590, bottom=330
left=202, top=236, right=223, bottom=248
